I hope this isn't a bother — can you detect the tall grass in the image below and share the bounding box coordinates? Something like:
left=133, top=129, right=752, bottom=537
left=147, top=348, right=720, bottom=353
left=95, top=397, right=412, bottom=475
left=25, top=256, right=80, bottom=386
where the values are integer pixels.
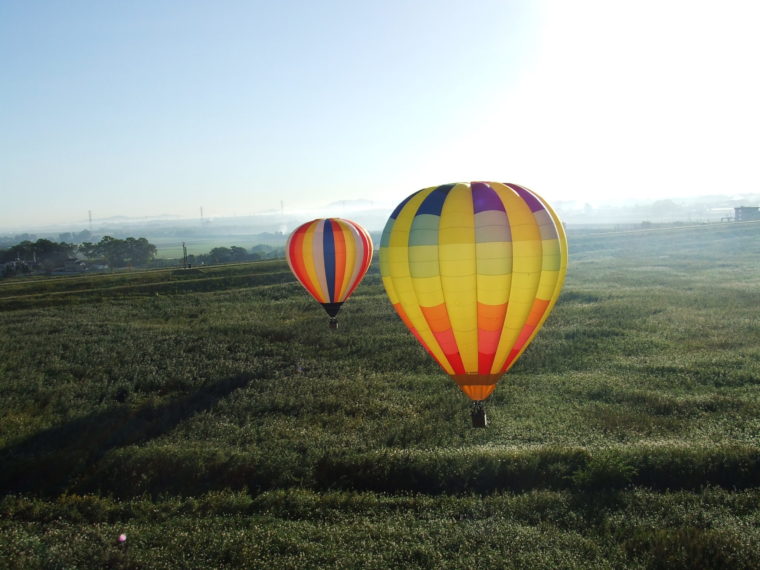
left=1, top=222, right=759, bottom=566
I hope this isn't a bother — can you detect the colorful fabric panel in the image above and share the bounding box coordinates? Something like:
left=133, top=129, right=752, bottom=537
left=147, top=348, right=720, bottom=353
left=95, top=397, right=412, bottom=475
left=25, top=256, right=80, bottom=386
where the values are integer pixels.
left=287, top=218, right=373, bottom=306
left=380, top=182, right=568, bottom=401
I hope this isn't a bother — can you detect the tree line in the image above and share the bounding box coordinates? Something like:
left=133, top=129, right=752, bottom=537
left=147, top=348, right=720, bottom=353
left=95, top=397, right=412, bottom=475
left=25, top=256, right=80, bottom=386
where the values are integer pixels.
left=1, top=237, right=284, bottom=277
left=1, top=236, right=157, bottom=276
left=189, top=244, right=283, bottom=266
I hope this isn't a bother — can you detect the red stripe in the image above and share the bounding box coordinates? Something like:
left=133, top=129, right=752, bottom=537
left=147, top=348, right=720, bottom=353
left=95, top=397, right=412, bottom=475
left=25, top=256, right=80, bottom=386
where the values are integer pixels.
left=342, top=221, right=373, bottom=299
left=287, top=222, right=323, bottom=302
left=499, top=324, right=536, bottom=373
left=357, top=223, right=372, bottom=272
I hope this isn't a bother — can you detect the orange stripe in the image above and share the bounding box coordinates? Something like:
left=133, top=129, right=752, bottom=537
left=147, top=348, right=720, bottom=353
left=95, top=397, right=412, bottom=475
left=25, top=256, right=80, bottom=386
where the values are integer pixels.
left=288, top=224, right=322, bottom=302
left=421, top=304, right=452, bottom=333
left=460, top=385, right=496, bottom=401
left=420, top=304, right=466, bottom=374
left=477, top=302, right=507, bottom=374
left=500, top=325, right=536, bottom=372
left=477, top=302, right=507, bottom=330
left=526, top=298, right=550, bottom=327
left=394, top=303, right=448, bottom=370
left=394, top=302, right=416, bottom=332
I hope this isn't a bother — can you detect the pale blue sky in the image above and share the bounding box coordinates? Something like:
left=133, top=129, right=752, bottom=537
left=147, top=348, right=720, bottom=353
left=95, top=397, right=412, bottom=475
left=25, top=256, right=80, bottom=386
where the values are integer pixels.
left=2, top=1, right=759, bottom=230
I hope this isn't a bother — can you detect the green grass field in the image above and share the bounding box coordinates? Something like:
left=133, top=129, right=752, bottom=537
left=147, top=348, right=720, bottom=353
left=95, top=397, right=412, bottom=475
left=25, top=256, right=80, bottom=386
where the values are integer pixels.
left=148, top=235, right=287, bottom=259
left=1, top=222, right=759, bottom=568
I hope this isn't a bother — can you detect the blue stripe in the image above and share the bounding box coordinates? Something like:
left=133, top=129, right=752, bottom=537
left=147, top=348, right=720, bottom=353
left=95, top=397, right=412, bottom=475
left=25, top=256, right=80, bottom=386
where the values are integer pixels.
left=416, top=184, right=454, bottom=216
left=389, top=191, right=417, bottom=220
left=323, top=220, right=336, bottom=302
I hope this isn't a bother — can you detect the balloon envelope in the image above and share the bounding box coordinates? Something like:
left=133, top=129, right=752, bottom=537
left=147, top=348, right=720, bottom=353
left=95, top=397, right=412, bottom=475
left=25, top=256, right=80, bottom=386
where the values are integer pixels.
left=379, top=182, right=568, bottom=400
left=286, top=218, right=373, bottom=320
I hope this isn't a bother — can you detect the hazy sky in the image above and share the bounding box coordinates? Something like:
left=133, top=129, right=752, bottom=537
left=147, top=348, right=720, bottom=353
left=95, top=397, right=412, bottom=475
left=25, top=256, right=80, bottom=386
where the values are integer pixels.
left=2, top=0, right=759, bottom=230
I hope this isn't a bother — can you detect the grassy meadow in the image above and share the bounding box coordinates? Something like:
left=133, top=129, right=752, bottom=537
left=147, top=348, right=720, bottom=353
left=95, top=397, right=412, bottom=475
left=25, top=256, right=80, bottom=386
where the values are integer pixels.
left=1, top=221, right=759, bottom=568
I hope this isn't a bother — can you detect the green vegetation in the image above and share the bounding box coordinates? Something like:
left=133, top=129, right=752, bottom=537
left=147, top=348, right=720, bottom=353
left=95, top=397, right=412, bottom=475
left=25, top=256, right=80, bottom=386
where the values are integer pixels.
left=78, top=236, right=157, bottom=268
left=1, top=221, right=759, bottom=567
left=1, top=239, right=76, bottom=276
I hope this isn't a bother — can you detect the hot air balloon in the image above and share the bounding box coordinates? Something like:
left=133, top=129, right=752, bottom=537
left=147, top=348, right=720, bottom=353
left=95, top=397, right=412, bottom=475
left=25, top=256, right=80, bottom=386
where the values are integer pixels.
left=286, top=218, right=373, bottom=328
left=379, top=182, right=567, bottom=426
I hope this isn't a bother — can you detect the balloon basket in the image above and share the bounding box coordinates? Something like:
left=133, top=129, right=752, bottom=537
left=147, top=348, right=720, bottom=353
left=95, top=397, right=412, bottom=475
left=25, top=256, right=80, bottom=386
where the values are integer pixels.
left=471, top=401, right=488, bottom=428
left=329, top=318, right=338, bottom=330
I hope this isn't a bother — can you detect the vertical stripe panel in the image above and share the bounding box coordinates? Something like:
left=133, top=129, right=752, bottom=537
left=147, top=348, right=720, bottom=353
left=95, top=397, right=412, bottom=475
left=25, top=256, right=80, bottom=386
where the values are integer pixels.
left=309, top=220, right=329, bottom=303
left=335, top=220, right=357, bottom=300
left=286, top=224, right=323, bottom=302
left=472, top=182, right=512, bottom=374
left=488, top=183, right=543, bottom=374
left=302, top=222, right=324, bottom=302
left=382, top=186, right=454, bottom=374
left=501, top=184, right=568, bottom=372
left=438, top=183, right=478, bottom=372
left=322, top=220, right=336, bottom=302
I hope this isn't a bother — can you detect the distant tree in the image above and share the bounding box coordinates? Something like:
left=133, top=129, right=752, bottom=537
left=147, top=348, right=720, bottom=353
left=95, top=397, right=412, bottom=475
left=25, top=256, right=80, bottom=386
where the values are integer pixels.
left=0, top=240, right=32, bottom=263
left=250, top=244, right=283, bottom=260
left=251, top=244, right=272, bottom=256
left=2, top=261, right=31, bottom=278
left=77, top=236, right=157, bottom=268
left=78, top=242, right=99, bottom=259
left=124, top=237, right=157, bottom=266
left=98, top=236, right=128, bottom=267
left=206, top=247, right=232, bottom=264
left=229, top=246, right=249, bottom=262
left=193, top=244, right=280, bottom=265
left=0, top=239, right=74, bottom=265
left=0, top=239, right=75, bottom=275
left=267, top=246, right=284, bottom=259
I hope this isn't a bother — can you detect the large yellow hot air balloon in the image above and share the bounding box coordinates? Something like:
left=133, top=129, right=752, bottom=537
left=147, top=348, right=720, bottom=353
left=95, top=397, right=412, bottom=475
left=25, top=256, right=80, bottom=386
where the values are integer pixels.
left=379, top=182, right=567, bottom=422
left=286, top=218, right=373, bottom=328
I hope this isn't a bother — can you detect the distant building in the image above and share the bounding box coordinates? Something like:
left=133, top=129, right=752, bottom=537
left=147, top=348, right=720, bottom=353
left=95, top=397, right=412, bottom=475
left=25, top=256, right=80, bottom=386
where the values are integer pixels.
left=63, top=258, right=88, bottom=273
left=734, top=206, right=760, bottom=222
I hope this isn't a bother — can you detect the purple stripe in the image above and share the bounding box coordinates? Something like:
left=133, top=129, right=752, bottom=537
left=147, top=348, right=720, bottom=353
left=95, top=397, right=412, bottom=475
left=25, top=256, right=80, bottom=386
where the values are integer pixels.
left=472, top=182, right=505, bottom=214
left=506, top=183, right=544, bottom=213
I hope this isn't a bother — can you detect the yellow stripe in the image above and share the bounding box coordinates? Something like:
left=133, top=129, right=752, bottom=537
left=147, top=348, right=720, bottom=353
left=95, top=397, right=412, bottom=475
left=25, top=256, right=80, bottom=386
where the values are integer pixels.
left=302, top=221, right=327, bottom=303
left=490, top=183, right=542, bottom=373
left=476, top=273, right=512, bottom=306
left=385, top=186, right=454, bottom=374
left=504, top=194, right=568, bottom=371
left=337, top=220, right=357, bottom=300
left=438, top=183, right=478, bottom=372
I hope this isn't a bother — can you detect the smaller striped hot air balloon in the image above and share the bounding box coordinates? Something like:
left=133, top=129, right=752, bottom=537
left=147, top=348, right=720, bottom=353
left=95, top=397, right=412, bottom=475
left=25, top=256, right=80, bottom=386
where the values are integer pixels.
left=286, top=218, right=373, bottom=328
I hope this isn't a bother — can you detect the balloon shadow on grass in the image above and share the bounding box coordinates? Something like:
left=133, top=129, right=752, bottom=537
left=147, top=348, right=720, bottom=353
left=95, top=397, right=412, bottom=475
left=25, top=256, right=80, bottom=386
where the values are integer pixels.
left=0, top=374, right=251, bottom=497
